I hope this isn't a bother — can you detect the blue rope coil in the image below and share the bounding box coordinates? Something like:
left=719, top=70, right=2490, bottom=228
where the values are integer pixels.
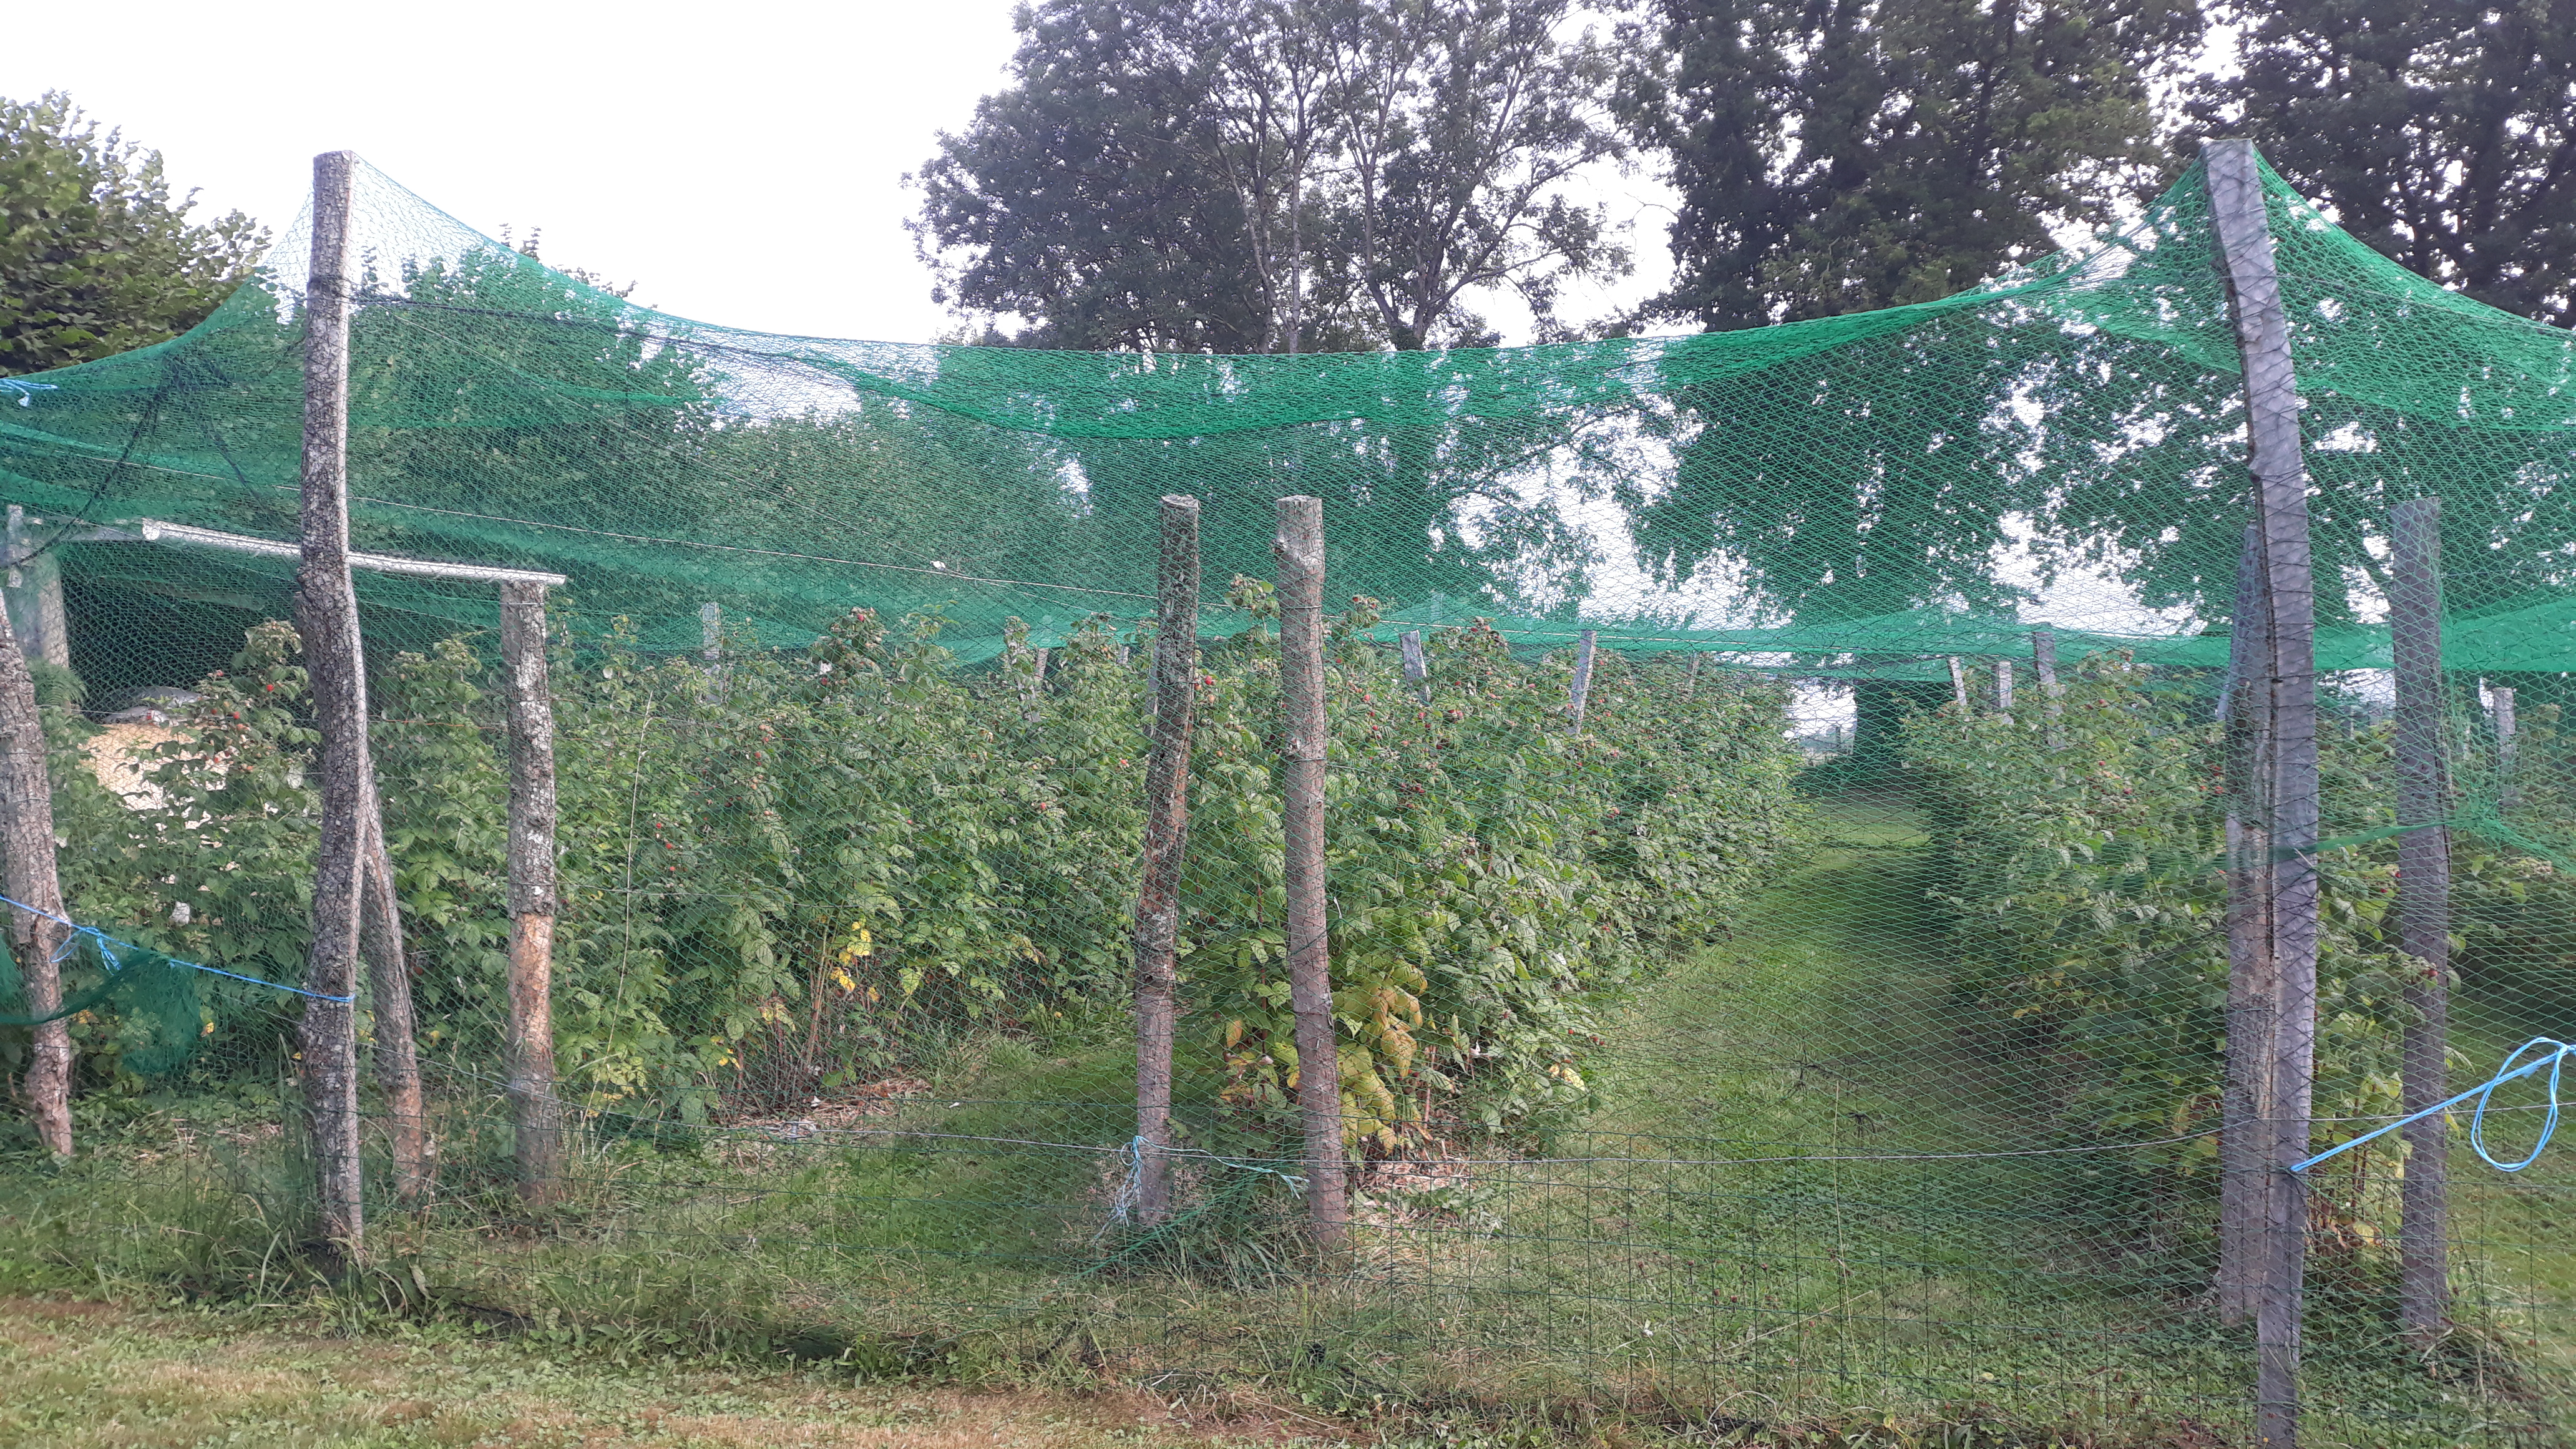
left=2293, top=1036, right=2572, bottom=1175
left=0, top=891, right=353, bottom=1003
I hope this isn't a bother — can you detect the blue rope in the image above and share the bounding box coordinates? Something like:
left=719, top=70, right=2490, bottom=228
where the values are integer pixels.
left=0, top=379, right=57, bottom=407
left=0, top=892, right=354, bottom=1003
left=2292, top=1037, right=2573, bottom=1175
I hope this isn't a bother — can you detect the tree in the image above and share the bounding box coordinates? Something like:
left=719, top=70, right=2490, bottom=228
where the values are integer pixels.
left=911, top=0, right=1628, bottom=353
left=1615, top=0, right=2197, bottom=330
left=0, top=93, right=265, bottom=376
left=2188, top=0, right=2576, bottom=327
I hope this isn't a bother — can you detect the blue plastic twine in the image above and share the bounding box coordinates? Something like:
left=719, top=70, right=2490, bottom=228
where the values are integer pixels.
left=0, top=379, right=57, bottom=407
left=2293, top=1037, right=2574, bottom=1175
left=0, top=891, right=354, bottom=1003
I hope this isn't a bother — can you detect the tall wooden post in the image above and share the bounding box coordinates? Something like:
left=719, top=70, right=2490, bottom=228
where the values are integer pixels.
left=297, top=150, right=370, bottom=1261
left=1274, top=495, right=1346, bottom=1256
left=499, top=581, right=562, bottom=1204
left=1685, top=651, right=1705, bottom=698
left=1568, top=629, right=1598, bottom=733
left=2389, top=497, right=2451, bottom=1342
left=1993, top=658, right=2014, bottom=712
left=2210, top=137, right=2323, bottom=1448
left=4, top=506, right=70, bottom=671
left=359, top=786, right=427, bottom=1203
left=0, top=603, right=71, bottom=1156
left=1400, top=630, right=1430, bottom=706
left=2492, top=685, right=2518, bottom=812
left=2220, top=526, right=2275, bottom=1325
left=2031, top=626, right=2062, bottom=751
left=1946, top=656, right=1970, bottom=713
left=1132, top=497, right=1200, bottom=1227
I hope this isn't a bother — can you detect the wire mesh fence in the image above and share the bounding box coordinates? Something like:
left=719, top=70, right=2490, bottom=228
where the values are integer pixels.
left=0, top=142, right=2571, bottom=1445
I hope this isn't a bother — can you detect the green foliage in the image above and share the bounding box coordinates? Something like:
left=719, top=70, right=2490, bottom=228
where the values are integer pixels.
left=1900, top=659, right=2408, bottom=1224
left=0, top=92, right=265, bottom=376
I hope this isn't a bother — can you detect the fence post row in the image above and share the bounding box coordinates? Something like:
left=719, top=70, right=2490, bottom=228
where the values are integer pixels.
left=500, top=582, right=564, bottom=1204
left=1131, top=495, right=1200, bottom=1227
left=1273, top=494, right=1347, bottom=1257
left=2208, top=136, right=2325, bottom=1449
left=2388, top=497, right=2452, bottom=1342
left=297, top=149, right=374, bottom=1264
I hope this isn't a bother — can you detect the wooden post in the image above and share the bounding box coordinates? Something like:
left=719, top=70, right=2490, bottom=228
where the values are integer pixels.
left=1685, top=651, right=1705, bottom=698
left=2032, top=626, right=2062, bottom=750
left=1400, top=630, right=1429, bottom=707
left=1946, top=656, right=1970, bottom=713
left=359, top=783, right=427, bottom=1203
left=499, top=581, right=562, bottom=1204
left=2389, top=497, right=2451, bottom=1342
left=296, top=150, right=369, bottom=1261
left=700, top=602, right=721, bottom=663
left=1993, top=658, right=2014, bottom=711
left=1132, top=496, right=1199, bottom=1227
left=1273, top=495, right=1346, bottom=1257
left=0, top=602, right=71, bottom=1156
left=4, top=506, right=70, bottom=671
left=2210, top=137, right=2323, bottom=1448
left=1568, top=629, right=1598, bottom=733
left=2492, top=685, right=2518, bottom=812
left=2220, top=525, right=2275, bottom=1325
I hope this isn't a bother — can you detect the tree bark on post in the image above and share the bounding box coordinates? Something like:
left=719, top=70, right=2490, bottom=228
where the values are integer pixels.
left=296, top=149, right=369, bottom=1262
left=0, top=603, right=71, bottom=1156
left=1131, top=495, right=1200, bottom=1227
left=1685, top=651, right=1705, bottom=698
left=1568, top=629, right=1598, bottom=733
left=1400, top=630, right=1429, bottom=707
left=2210, top=136, right=2325, bottom=1449
left=2220, top=525, right=2275, bottom=1325
left=2492, top=685, right=2518, bottom=812
left=2389, top=497, right=2451, bottom=1342
left=359, top=784, right=427, bottom=1203
left=2031, top=626, right=2062, bottom=751
left=4, top=506, right=70, bottom=671
left=1992, top=659, right=2014, bottom=712
left=1946, top=656, right=1970, bottom=713
left=499, top=581, right=562, bottom=1205
left=1273, top=495, right=1346, bottom=1258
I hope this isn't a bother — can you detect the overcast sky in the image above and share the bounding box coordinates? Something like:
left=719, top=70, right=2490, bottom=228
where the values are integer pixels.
left=5, top=0, right=1674, bottom=346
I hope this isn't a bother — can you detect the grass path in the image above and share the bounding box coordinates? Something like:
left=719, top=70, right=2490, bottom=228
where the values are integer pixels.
left=0, top=1295, right=1286, bottom=1449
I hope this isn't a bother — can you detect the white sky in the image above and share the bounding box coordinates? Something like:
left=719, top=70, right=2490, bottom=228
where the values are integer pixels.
left=3, top=0, right=1673, bottom=346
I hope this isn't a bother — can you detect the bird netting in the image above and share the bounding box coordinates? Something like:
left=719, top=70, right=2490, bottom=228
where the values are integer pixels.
left=0, top=147, right=2570, bottom=1445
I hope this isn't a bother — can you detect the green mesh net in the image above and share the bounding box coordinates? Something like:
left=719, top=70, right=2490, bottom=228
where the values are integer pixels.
left=0, top=150, right=2570, bottom=1443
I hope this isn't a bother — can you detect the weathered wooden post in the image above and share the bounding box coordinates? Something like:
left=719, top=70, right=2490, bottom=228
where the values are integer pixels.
left=1685, top=651, right=1705, bottom=698
left=359, top=788, right=427, bottom=1202
left=297, top=149, right=371, bottom=1261
left=1993, top=658, right=2014, bottom=711
left=1400, top=630, right=1430, bottom=707
left=0, top=602, right=71, bottom=1156
left=3, top=506, right=70, bottom=671
left=2389, top=497, right=2451, bottom=1342
left=1568, top=629, right=1598, bottom=733
left=2220, top=526, right=2275, bottom=1326
left=2031, top=626, right=2062, bottom=751
left=2210, top=137, right=2324, bottom=1448
left=499, top=581, right=563, bottom=1204
left=1273, top=495, right=1346, bottom=1256
left=2492, top=685, right=2518, bottom=812
left=1132, top=496, right=1200, bottom=1227
left=1946, top=656, right=1970, bottom=713
left=700, top=601, right=721, bottom=663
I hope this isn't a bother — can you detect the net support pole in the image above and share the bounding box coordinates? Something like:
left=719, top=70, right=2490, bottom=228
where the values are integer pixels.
left=2389, top=497, right=2451, bottom=1342
left=1400, top=630, right=1430, bottom=707
left=1131, top=495, right=1200, bottom=1227
left=1946, top=656, right=1970, bottom=713
left=1993, top=658, right=2014, bottom=711
left=499, top=580, right=563, bottom=1204
left=2031, top=626, right=2062, bottom=750
left=1685, top=651, right=1705, bottom=698
left=2219, top=525, right=2275, bottom=1326
left=359, top=783, right=427, bottom=1202
left=2209, top=136, right=2323, bottom=1448
left=0, top=600, right=71, bottom=1156
left=3, top=506, right=69, bottom=671
left=2492, top=685, right=2518, bottom=812
left=1273, top=495, right=1347, bottom=1257
left=1568, top=629, right=1598, bottom=733
left=296, top=149, right=370, bottom=1262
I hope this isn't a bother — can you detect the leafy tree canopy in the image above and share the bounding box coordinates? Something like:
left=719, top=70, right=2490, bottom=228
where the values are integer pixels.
left=1615, top=0, right=2198, bottom=329
left=0, top=92, right=266, bottom=376
left=2188, top=0, right=2576, bottom=327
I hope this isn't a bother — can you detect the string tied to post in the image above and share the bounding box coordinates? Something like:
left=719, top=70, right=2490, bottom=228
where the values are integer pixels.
left=0, top=889, right=354, bottom=1013
left=2292, top=1037, right=2572, bottom=1176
